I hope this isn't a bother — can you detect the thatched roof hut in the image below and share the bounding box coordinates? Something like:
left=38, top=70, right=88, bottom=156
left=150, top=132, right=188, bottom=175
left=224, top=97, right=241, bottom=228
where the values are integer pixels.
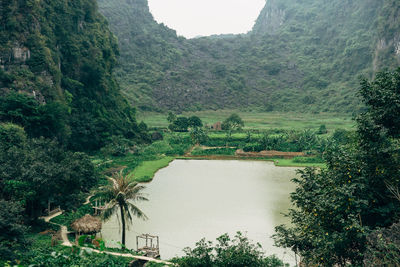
left=71, top=214, right=102, bottom=234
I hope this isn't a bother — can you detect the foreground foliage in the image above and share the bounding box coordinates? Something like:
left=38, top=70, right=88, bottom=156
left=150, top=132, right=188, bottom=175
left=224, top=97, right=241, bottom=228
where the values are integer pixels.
left=0, top=200, right=29, bottom=262
left=0, top=124, right=97, bottom=221
left=1, top=0, right=148, bottom=151
left=173, top=232, right=288, bottom=267
left=274, top=69, right=400, bottom=266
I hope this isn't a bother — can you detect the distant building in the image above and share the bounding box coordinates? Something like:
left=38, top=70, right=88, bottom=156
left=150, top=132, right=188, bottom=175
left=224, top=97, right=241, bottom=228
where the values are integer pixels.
left=211, top=122, right=222, bottom=131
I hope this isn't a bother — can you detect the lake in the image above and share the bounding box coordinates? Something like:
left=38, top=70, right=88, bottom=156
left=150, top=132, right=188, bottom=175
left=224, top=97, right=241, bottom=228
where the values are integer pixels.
left=102, top=159, right=298, bottom=265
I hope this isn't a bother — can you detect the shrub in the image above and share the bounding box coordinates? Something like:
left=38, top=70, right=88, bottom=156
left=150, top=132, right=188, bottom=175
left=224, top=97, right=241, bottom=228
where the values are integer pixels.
left=317, top=124, right=328, bottom=134
left=191, top=148, right=236, bottom=156
left=173, top=232, right=288, bottom=267
left=292, top=156, right=324, bottom=163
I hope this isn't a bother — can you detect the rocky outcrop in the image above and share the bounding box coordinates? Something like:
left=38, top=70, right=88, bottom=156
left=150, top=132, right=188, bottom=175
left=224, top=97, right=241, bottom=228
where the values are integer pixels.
left=373, top=34, right=400, bottom=72
left=252, top=0, right=286, bottom=35
left=12, top=45, right=31, bottom=63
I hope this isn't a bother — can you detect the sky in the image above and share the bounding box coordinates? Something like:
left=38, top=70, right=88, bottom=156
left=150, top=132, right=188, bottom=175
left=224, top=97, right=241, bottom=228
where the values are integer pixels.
left=147, top=0, right=267, bottom=39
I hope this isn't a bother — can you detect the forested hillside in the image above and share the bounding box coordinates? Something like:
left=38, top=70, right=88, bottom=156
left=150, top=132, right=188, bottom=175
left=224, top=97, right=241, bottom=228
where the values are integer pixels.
left=0, top=0, right=147, bottom=151
left=98, top=0, right=400, bottom=113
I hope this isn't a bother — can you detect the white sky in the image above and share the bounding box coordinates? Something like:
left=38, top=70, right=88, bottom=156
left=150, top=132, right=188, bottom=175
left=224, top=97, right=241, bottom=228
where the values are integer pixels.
left=147, top=0, right=267, bottom=38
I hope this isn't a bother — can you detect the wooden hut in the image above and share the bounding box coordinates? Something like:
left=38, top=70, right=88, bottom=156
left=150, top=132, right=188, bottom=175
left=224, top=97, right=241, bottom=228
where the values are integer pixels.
left=71, top=214, right=102, bottom=243
left=211, top=122, right=222, bottom=131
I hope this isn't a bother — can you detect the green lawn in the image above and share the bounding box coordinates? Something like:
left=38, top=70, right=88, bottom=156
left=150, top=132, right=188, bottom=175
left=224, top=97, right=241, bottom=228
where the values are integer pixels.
left=130, top=156, right=175, bottom=182
left=138, top=110, right=354, bottom=131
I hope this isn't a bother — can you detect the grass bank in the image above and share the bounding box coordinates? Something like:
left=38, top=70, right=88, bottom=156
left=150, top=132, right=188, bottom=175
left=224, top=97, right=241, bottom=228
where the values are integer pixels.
left=269, top=158, right=326, bottom=168
left=130, top=156, right=175, bottom=182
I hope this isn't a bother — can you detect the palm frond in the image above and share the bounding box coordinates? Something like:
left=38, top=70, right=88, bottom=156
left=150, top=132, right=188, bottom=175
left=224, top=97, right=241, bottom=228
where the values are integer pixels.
left=122, top=201, right=133, bottom=223
left=127, top=202, right=148, bottom=221
left=95, top=167, right=148, bottom=228
left=102, top=204, right=118, bottom=221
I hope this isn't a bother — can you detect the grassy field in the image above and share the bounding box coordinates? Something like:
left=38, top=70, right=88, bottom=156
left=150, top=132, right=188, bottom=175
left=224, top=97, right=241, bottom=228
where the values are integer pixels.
left=130, top=156, right=175, bottom=182
left=138, top=110, right=355, bottom=131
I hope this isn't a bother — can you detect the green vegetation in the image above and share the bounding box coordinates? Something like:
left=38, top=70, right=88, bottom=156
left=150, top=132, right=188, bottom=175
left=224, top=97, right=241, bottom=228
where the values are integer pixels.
left=19, top=234, right=132, bottom=266
left=1, top=0, right=148, bottom=151
left=168, top=114, right=204, bottom=132
left=94, top=169, right=148, bottom=246
left=172, top=232, right=288, bottom=267
left=139, top=111, right=355, bottom=130
left=132, top=156, right=175, bottom=182
left=98, top=0, right=400, bottom=113
left=202, top=129, right=343, bottom=154
left=271, top=158, right=325, bottom=168
left=0, top=200, right=29, bottom=261
left=0, top=0, right=151, bottom=264
left=191, top=147, right=236, bottom=156
left=1, top=0, right=400, bottom=265
left=221, top=113, right=244, bottom=130
left=274, top=69, right=400, bottom=266
left=0, top=123, right=97, bottom=221
left=50, top=204, right=93, bottom=231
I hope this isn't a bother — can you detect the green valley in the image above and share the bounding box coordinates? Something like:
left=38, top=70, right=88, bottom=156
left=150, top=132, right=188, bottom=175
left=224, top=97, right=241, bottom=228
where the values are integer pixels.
left=98, top=0, right=400, bottom=113
left=1, top=0, right=400, bottom=266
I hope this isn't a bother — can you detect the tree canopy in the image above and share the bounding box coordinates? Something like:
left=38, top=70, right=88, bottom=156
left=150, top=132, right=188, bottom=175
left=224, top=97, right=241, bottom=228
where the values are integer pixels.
left=173, top=232, right=287, bottom=267
left=222, top=114, right=244, bottom=130
left=274, top=68, right=400, bottom=266
left=0, top=123, right=97, bottom=221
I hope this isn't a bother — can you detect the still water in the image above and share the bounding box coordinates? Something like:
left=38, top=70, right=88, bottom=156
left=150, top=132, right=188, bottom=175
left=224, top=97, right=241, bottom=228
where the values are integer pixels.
left=102, top=160, right=298, bottom=265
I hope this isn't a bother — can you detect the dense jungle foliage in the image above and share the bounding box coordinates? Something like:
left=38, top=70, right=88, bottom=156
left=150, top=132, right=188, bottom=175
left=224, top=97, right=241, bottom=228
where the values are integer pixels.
left=274, top=68, right=400, bottom=266
left=0, top=0, right=149, bottom=264
left=0, top=0, right=148, bottom=151
left=98, top=0, right=400, bottom=113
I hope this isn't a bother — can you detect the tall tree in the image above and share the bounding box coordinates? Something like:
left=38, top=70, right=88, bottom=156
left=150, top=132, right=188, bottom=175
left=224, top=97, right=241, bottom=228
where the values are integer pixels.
left=222, top=114, right=244, bottom=130
left=96, top=169, right=148, bottom=246
left=0, top=200, right=29, bottom=261
left=274, top=68, right=400, bottom=266
left=188, top=116, right=203, bottom=128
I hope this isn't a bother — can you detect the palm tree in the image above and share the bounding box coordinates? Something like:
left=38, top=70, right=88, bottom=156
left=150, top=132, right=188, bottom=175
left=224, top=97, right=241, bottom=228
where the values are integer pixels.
left=96, top=168, right=148, bottom=247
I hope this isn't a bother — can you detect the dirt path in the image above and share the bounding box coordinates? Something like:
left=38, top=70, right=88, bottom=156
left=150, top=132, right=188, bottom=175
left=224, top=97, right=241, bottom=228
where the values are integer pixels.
left=83, top=194, right=92, bottom=205
left=42, top=211, right=63, bottom=222
left=41, top=212, right=73, bottom=247
left=60, top=225, right=73, bottom=247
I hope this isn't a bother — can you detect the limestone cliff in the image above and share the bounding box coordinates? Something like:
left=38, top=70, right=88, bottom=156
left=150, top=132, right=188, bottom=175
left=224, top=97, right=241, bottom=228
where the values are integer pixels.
left=0, top=0, right=144, bottom=150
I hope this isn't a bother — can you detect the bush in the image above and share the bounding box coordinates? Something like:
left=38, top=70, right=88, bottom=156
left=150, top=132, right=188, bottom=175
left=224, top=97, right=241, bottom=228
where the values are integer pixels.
left=191, top=148, right=236, bottom=156
left=101, top=135, right=133, bottom=156
left=25, top=247, right=131, bottom=266
left=173, top=232, right=288, bottom=267
left=292, top=156, right=324, bottom=163
left=317, top=124, right=328, bottom=134
left=0, top=200, right=30, bottom=262
left=243, top=143, right=264, bottom=152
left=151, top=131, right=164, bottom=141
left=364, top=221, right=400, bottom=266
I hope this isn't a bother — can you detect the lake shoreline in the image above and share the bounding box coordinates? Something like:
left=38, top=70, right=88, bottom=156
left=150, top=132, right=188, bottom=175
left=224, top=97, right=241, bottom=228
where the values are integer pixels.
left=132, top=154, right=324, bottom=183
